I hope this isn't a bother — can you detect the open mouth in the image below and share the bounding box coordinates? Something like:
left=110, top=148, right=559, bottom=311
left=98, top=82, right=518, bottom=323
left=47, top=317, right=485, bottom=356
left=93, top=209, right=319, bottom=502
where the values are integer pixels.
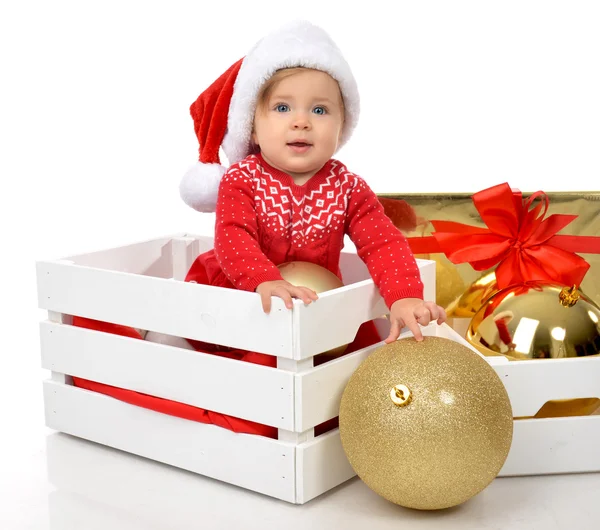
left=287, top=141, right=312, bottom=153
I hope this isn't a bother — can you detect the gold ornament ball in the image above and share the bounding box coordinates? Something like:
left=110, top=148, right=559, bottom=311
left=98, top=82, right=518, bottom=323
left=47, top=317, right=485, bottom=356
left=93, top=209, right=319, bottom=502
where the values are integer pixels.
left=415, top=254, right=467, bottom=310
left=277, top=261, right=348, bottom=357
left=445, top=270, right=499, bottom=319
left=339, top=336, right=513, bottom=510
left=527, top=397, right=600, bottom=419
left=277, top=261, right=344, bottom=293
left=466, top=283, right=600, bottom=360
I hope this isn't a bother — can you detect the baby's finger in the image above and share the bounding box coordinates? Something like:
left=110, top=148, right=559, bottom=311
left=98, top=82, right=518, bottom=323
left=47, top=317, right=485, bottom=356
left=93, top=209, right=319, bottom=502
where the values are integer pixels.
left=304, top=287, right=319, bottom=301
left=406, top=317, right=423, bottom=342
left=423, top=302, right=440, bottom=322
left=274, top=287, right=294, bottom=310
left=295, top=286, right=317, bottom=305
left=261, top=291, right=272, bottom=313
left=424, top=302, right=447, bottom=325
left=437, top=307, right=448, bottom=324
left=384, top=318, right=402, bottom=344
left=415, top=306, right=431, bottom=327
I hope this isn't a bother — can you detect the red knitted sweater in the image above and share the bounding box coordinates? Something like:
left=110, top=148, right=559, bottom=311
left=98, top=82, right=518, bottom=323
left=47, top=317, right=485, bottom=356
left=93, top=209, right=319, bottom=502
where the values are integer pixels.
left=200, top=153, right=423, bottom=308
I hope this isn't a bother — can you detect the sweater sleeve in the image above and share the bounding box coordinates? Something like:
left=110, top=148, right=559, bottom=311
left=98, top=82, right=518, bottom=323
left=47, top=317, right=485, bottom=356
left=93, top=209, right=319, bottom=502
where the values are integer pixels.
left=345, top=175, right=424, bottom=308
left=213, top=168, right=283, bottom=292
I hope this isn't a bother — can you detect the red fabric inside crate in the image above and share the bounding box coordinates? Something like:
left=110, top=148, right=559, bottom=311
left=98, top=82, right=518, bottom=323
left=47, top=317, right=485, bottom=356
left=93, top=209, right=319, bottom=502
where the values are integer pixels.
left=70, top=259, right=381, bottom=439
left=71, top=316, right=281, bottom=437
left=72, top=317, right=378, bottom=439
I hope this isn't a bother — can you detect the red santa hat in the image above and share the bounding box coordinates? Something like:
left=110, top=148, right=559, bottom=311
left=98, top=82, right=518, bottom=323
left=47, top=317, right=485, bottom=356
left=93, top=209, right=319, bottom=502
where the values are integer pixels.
left=179, top=20, right=360, bottom=212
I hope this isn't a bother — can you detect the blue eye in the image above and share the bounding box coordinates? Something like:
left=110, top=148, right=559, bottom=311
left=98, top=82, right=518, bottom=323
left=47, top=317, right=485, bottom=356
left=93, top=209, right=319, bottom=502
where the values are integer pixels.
left=313, top=106, right=327, bottom=115
left=275, top=104, right=290, bottom=112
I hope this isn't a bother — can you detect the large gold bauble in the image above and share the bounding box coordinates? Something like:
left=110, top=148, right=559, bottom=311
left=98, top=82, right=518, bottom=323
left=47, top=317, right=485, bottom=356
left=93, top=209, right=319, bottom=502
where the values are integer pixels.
left=445, top=270, right=499, bottom=319
left=277, top=261, right=348, bottom=357
left=339, top=337, right=513, bottom=510
left=466, top=283, right=600, bottom=360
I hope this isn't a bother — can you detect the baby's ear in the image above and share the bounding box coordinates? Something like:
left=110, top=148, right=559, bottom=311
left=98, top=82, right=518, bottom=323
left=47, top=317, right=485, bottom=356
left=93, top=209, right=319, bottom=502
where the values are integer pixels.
left=251, top=130, right=258, bottom=147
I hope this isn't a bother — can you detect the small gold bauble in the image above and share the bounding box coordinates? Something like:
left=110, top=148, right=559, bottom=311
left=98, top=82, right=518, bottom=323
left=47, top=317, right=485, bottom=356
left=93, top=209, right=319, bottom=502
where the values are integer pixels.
left=339, top=336, right=513, bottom=510
left=277, top=261, right=348, bottom=357
left=466, top=282, right=600, bottom=360
left=445, top=270, right=499, bottom=319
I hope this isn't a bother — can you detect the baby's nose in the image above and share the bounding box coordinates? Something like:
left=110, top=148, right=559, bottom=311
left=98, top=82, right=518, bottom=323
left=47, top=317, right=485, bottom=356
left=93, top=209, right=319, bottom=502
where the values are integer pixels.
left=292, top=112, right=311, bottom=129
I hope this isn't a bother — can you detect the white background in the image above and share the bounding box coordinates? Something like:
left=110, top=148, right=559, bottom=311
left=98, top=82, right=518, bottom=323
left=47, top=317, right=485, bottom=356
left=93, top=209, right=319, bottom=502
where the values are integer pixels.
left=1, top=1, right=599, bottom=528
left=3, top=1, right=599, bottom=257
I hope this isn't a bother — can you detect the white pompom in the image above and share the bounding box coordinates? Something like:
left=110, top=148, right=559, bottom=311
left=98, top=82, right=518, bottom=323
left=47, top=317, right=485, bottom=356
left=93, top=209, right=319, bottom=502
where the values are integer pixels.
left=179, top=162, right=227, bottom=213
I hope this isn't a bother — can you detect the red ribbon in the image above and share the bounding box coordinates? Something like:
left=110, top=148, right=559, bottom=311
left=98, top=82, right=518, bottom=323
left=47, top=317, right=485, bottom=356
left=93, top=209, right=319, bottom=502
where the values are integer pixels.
left=407, top=183, right=600, bottom=289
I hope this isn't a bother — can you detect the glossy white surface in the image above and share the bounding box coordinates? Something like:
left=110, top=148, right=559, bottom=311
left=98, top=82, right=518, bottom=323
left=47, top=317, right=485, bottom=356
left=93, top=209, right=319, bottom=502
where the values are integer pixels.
left=2, top=362, right=600, bottom=529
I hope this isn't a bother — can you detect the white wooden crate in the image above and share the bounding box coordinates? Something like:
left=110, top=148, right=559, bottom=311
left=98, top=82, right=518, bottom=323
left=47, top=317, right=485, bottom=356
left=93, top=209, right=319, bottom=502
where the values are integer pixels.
left=36, top=234, right=600, bottom=504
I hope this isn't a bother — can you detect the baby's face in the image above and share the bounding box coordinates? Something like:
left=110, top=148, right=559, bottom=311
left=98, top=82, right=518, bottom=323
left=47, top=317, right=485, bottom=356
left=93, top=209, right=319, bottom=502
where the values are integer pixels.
left=251, top=69, right=344, bottom=183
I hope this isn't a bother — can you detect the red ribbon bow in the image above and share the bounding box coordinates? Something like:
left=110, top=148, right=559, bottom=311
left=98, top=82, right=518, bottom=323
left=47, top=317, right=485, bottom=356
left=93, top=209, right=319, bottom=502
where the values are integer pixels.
left=407, top=183, right=599, bottom=290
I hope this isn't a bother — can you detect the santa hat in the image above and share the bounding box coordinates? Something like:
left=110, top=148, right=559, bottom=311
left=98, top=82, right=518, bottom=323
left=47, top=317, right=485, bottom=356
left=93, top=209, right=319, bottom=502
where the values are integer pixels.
left=179, top=20, right=360, bottom=212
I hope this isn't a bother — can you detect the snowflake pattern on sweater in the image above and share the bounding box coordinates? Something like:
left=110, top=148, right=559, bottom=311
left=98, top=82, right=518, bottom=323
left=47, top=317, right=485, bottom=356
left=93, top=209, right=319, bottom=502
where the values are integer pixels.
left=212, top=153, right=424, bottom=308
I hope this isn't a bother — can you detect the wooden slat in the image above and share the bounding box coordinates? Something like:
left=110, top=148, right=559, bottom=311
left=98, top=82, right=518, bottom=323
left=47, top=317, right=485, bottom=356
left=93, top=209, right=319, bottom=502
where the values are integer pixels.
left=293, top=260, right=437, bottom=360
left=43, top=380, right=297, bottom=503
left=296, top=344, right=378, bottom=432
left=172, top=237, right=200, bottom=281
left=40, top=321, right=294, bottom=429
left=47, top=311, right=74, bottom=385
left=499, top=416, right=600, bottom=476
left=418, top=259, right=436, bottom=302
left=296, top=429, right=355, bottom=504
left=36, top=260, right=295, bottom=357
left=339, top=251, right=371, bottom=284
left=294, top=280, right=388, bottom=360
left=493, top=357, right=600, bottom=417
left=64, top=235, right=182, bottom=277
left=276, top=357, right=315, bottom=443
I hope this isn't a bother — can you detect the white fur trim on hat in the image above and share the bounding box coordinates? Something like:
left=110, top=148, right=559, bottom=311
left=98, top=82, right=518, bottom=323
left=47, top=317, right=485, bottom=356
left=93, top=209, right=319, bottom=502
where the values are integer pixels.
left=179, top=162, right=226, bottom=213
left=222, top=20, right=360, bottom=165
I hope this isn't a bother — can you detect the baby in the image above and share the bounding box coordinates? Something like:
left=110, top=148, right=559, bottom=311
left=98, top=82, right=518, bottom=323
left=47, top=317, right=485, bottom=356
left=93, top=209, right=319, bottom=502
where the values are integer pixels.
left=72, top=21, right=448, bottom=439
left=180, top=20, right=447, bottom=344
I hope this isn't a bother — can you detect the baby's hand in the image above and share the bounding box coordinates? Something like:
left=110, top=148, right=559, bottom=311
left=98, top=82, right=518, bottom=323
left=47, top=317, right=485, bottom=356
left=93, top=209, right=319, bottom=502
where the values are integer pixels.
left=385, top=298, right=447, bottom=343
left=256, top=280, right=319, bottom=313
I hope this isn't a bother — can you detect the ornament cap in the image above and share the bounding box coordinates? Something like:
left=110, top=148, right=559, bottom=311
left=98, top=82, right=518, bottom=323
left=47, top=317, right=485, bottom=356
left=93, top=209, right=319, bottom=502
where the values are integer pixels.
left=390, top=384, right=412, bottom=407
left=559, top=285, right=581, bottom=307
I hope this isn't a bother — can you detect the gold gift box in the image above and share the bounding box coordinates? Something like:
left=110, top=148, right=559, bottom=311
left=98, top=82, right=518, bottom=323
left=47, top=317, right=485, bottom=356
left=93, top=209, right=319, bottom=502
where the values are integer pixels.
left=377, top=191, right=600, bottom=309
